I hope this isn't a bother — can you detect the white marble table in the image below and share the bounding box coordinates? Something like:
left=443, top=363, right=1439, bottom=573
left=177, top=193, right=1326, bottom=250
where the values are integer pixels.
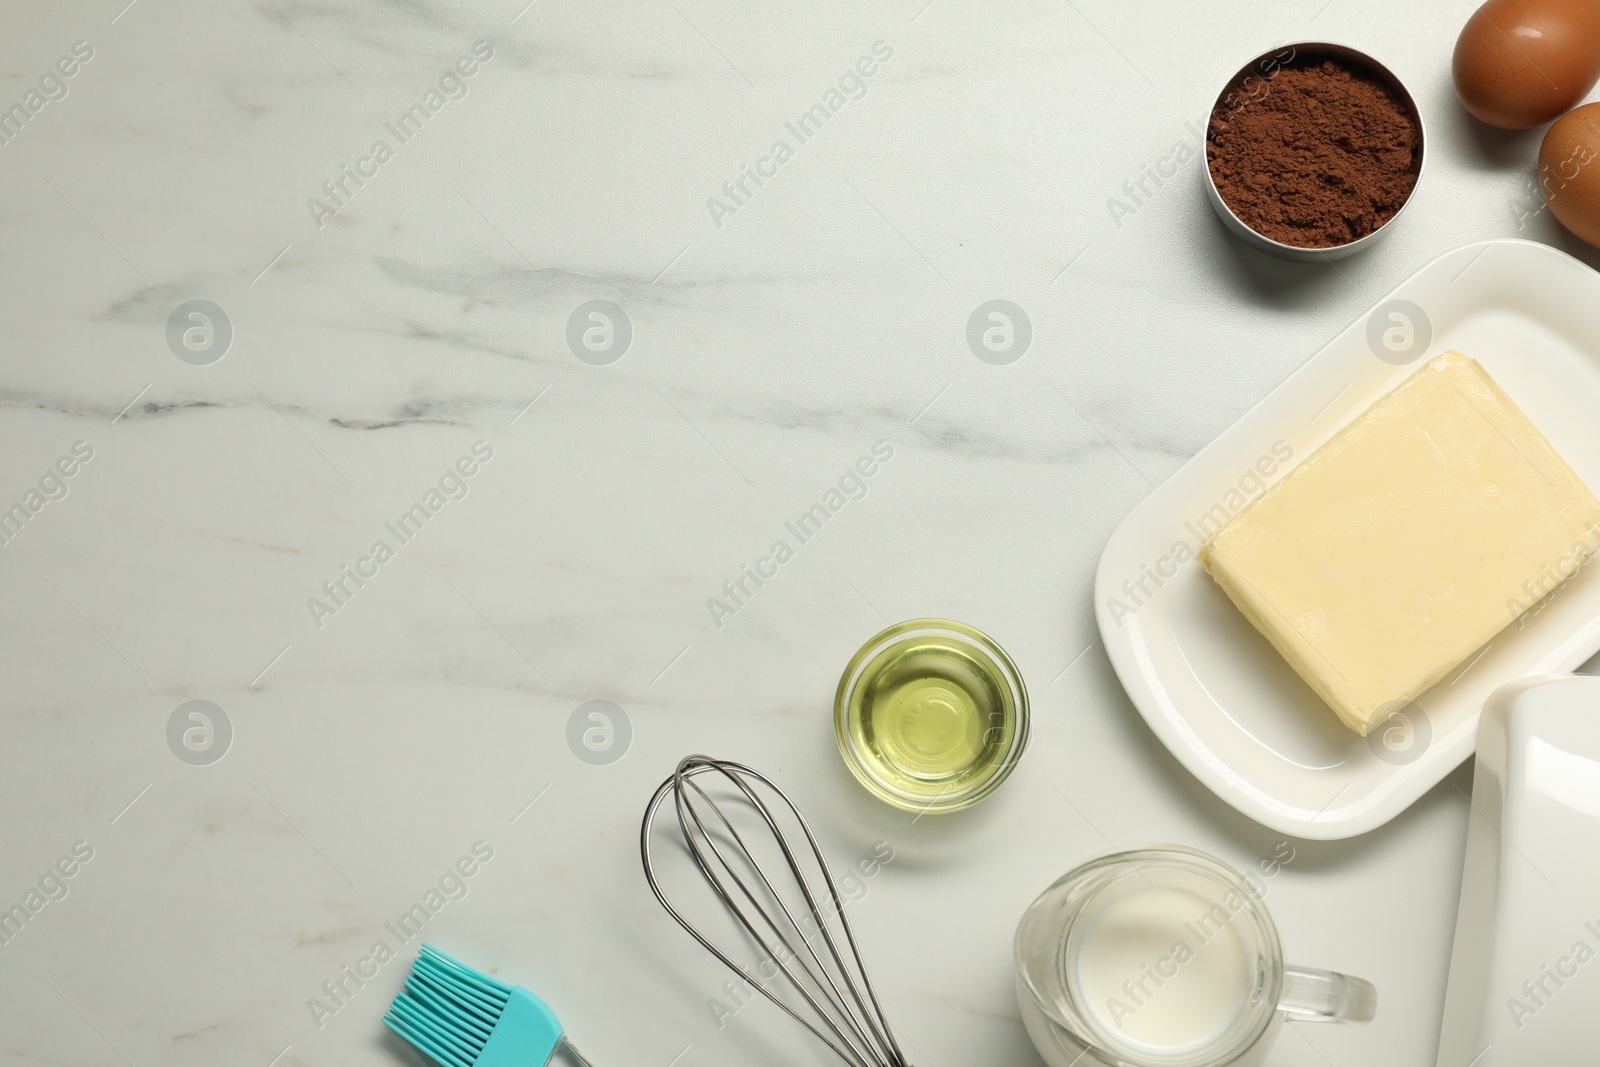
left=4, top=2, right=1595, bottom=1065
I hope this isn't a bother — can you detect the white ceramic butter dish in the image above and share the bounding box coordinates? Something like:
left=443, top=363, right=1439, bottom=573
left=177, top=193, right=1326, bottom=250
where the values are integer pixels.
left=1096, top=240, right=1600, bottom=839
left=1436, top=674, right=1600, bottom=1067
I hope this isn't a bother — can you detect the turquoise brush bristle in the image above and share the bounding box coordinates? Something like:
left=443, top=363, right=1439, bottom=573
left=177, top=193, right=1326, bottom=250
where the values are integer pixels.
left=384, top=944, right=591, bottom=1067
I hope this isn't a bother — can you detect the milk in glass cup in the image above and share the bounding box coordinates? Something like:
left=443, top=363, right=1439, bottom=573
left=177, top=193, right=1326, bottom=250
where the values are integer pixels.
left=1014, top=846, right=1376, bottom=1067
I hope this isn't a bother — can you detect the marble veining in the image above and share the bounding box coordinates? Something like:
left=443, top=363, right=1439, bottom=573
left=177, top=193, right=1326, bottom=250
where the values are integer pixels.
left=1, top=2, right=1586, bottom=1066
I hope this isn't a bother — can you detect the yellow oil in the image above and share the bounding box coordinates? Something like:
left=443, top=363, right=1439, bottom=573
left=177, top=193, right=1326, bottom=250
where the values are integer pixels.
left=844, top=635, right=1016, bottom=803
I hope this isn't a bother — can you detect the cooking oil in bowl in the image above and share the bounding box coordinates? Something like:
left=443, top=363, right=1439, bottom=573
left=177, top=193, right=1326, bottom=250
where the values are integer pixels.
left=850, top=642, right=1009, bottom=786
left=836, top=620, right=1028, bottom=813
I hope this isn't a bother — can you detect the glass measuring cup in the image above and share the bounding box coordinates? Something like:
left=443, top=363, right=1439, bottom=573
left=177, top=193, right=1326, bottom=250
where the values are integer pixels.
left=1015, top=846, right=1376, bottom=1067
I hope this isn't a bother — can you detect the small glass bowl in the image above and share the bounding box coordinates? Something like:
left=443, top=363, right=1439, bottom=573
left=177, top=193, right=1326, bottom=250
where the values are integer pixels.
left=834, top=618, right=1029, bottom=814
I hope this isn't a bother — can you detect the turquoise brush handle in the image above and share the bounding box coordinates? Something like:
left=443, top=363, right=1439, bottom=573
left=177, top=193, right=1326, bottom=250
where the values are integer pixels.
left=384, top=944, right=588, bottom=1067
left=475, top=988, right=564, bottom=1067
left=395, top=982, right=564, bottom=1067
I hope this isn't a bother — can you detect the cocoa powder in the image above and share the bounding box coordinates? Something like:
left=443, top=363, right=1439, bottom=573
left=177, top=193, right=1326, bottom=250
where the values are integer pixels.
left=1208, top=57, right=1421, bottom=248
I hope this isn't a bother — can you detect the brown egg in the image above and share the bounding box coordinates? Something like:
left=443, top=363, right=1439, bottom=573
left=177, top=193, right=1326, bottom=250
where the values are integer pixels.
left=1540, top=103, right=1600, bottom=244
left=1453, top=0, right=1600, bottom=129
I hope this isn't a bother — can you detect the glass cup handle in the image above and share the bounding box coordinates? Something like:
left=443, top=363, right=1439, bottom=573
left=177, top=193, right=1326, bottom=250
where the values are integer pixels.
left=1278, top=965, right=1377, bottom=1023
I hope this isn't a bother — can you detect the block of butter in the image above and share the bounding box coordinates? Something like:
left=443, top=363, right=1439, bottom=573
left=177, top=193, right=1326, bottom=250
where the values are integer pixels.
left=1201, top=352, right=1600, bottom=736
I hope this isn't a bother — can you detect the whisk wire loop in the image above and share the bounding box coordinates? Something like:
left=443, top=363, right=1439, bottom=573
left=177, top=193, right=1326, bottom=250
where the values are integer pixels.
left=641, top=756, right=912, bottom=1067
left=676, top=776, right=872, bottom=1043
left=678, top=770, right=901, bottom=1067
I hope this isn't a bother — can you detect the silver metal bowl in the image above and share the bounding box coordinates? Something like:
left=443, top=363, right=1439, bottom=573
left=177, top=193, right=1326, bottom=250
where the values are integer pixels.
left=1202, top=42, right=1426, bottom=262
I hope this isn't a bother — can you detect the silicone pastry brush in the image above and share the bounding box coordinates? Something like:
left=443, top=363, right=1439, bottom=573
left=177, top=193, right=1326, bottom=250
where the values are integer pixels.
left=383, top=944, right=595, bottom=1067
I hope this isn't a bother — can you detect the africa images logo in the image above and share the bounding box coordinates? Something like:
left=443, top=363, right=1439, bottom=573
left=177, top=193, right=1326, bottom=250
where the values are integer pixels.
left=306, top=42, right=495, bottom=229
left=705, top=41, right=894, bottom=228
left=1104, top=441, right=1294, bottom=627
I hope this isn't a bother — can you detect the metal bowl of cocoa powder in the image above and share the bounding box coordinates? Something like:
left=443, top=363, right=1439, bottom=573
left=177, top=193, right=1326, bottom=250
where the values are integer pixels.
left=1204, top=42, right=1425, bottom=261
